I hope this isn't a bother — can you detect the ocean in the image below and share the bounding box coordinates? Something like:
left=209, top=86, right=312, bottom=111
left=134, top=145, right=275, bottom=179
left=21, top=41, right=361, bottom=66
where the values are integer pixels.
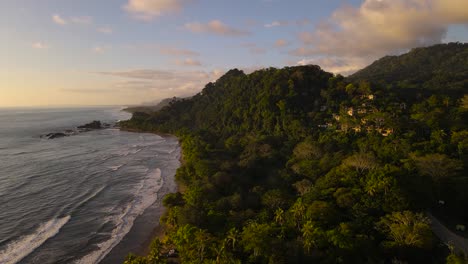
left=0, top=107, right=180, bottom=264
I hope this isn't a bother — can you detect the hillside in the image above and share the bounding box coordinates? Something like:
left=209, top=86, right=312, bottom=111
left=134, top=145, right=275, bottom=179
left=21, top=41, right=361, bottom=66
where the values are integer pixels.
left=123, top=97, right=186, bottom=114
left=349, top=42, right=468, bottom=94
left=122, top=43, right=468, bottom=264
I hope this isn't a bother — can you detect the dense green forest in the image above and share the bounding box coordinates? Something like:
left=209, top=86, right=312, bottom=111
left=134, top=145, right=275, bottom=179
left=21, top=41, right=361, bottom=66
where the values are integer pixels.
left=121, top=43, right=468, bottom=263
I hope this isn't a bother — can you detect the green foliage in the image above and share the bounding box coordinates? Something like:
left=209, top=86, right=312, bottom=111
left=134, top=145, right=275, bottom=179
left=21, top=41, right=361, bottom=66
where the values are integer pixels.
left=377, top=211, right=433, bottom=249
left=446, top=253, right=468, bottom=264
left=122, top=43, right=468, bottom=263
left=349, top=42, right=468, bottom=94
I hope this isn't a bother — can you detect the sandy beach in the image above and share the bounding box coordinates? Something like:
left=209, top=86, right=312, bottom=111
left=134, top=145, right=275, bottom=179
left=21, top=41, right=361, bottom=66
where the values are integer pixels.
left=100, top=138, right=180, bottom=264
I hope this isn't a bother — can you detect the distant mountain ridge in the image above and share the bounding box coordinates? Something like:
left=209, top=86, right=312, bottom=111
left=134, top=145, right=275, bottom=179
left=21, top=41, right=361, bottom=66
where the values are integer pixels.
left=123, top=97, right=187, bottom=114
left=349, top=42, right=468, bottom=93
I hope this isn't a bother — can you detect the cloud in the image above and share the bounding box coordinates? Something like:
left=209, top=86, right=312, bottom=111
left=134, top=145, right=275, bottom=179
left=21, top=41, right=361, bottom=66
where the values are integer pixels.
left=52, top=14, right=67, bottom=25
left=96, top=69, right=176, bottom=80
left=175, top=58, right=202, bottom=66
left=184, top=20, right=250, bottom=36
left=275, top=39, right=289, bottom=47
left=291, top=0, right=468, bottom=74
left=264, top=21, right=288, bottom=28
left=93, top=69, right=225, bottom=99
left=97, top=26, right=113, bottom=34
left=32, top=42, right=48, bottom=49
left=296, top=57, right=368, bottom=76
left=159, top=47, right=199, bottom=56
left=124, top=0, right=188, bottom=21
left=70, top=16, right=93, bottom=25
left=52, top=14, right=95, bottom=26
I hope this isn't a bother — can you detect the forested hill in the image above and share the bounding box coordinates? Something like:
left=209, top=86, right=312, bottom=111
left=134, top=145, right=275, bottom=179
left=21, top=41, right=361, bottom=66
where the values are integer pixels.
left=349, top=42, right=468, bottom=94
left=123, top=65, right=332, bottom=137
left=122, top=43, right=468, bottom=264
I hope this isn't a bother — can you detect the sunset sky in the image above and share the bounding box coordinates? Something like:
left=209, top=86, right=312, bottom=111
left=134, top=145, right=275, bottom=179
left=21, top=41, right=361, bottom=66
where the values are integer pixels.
left=2, top=0, right=468, bottom=107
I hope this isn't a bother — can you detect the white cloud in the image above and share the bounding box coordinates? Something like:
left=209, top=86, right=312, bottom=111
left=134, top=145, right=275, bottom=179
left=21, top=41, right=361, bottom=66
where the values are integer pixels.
left=124, top=0, right=188, bottom=21
left=291, top=0, right=468, bottom=74
left=32, top=42, right=48, bottom=49
left=52, top=14, right=95, bottom=26
left=264, top=21, right=288, bottom=28
left=296, top=57, right=368, bottom=76
left=94, top=69, right=225, bottom=99
left=175, top=58, right=202, bottom=66
left=52, top=14, right=67, bottom=25
left=97, top=27, right=113, bottom=34
left=185, top=20, right=250, bottom=36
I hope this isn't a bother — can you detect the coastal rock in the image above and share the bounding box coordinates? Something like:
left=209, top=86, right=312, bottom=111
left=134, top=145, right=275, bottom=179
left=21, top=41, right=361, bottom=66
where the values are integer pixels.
left=42, top=120, right=113, bottom=139
left=43, top=132, right=68, bottom=139
left=78, top=120, right=102, bottom=130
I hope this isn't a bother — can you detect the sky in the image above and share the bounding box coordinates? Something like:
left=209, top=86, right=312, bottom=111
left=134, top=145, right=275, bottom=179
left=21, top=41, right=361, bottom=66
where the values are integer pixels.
left=2, top=0, right=468, bottom=107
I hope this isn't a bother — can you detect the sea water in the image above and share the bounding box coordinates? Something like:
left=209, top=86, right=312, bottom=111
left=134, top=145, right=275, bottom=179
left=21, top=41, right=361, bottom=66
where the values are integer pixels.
left=0, top=107, right=180, bottom=264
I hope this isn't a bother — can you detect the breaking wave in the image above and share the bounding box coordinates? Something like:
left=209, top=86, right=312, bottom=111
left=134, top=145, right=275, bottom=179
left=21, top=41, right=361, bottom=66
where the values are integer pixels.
left=0, top=216, right=71, bottom=264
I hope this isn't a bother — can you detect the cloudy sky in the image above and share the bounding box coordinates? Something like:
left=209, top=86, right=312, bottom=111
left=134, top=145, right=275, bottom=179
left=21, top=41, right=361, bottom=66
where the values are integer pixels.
left=2, top=0, right=468, bottom=107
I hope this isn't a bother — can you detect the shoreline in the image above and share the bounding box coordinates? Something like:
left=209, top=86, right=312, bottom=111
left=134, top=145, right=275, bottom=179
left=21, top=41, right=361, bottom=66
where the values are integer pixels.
left=100, top=131, right=182, bottom=264
left=119, top=127, right=176, bottom=139
left=136, top=132, right=184, bottom=255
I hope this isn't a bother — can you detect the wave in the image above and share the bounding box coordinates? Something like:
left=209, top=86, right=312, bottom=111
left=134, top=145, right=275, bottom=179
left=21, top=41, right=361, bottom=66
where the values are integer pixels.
left=114, top=148, right=142, bottom=157
left=0, top=216, right=71, bottom=264
left=74, top=168, right=163, bottom=264
left=71, top=186, right=107, bottom=212
left=108, top=164, right=124, bottom=171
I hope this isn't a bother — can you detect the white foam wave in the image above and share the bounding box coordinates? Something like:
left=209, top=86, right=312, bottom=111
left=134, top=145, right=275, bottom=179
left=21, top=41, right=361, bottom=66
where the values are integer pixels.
left=115, top=148, right=142, bottom=157
left=74, top=186, right=106, bottom=210
left=108, top=164, right=124, bottom=171
left=130, top=149, right=142, bottom=155
left=75, top=168, right=164, bottom=264
left=0, top=216, right=71, bottom=264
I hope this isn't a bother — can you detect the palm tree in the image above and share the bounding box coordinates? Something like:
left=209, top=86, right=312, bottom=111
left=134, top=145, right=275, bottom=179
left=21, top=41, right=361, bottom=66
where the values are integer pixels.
left=213, top=243, right=226, bottom=264
left=195, top=229, right=211, bottom=263
left=290, top=198, right=306, bottom=228
left=274, top=208, right=285, bottom=225
left=225, top=228, right=239, bottom=251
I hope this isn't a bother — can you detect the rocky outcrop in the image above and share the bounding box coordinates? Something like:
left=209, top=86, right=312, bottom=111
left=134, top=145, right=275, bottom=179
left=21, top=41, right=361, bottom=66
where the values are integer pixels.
left=42, top=132, right=68, bottom=139
left=42, top=120, right=114, bottom=139
left=78, top=121, right=102, bottom=130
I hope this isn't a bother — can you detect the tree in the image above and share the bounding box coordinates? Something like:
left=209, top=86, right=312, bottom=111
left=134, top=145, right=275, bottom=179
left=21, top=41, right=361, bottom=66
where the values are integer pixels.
left=241, top=222, right=273, bottom=257
left=411, top=153, right=463, bottom=180
left=377, top=211, right=433, bottom=250
left=289, top=198, right=306, bottom=228
left=306, top=201, right=338, bottom=224
left=293, top=179, right=313, bottom=196
left=147, top=239, right=167, bottom=264
left=343, top=152, right=379, bottom=173
left=301, top=221, right=326, bottom=252
left=446, top=252, right=468, bottom=264
left=261, top=189, right=290, bottom=210
left=225, top=228, right=240, bottom=251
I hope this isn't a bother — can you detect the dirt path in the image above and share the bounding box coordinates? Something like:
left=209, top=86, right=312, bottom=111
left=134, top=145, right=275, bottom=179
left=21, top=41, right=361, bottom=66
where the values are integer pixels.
left=427, top=213, right=468, bottom=256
